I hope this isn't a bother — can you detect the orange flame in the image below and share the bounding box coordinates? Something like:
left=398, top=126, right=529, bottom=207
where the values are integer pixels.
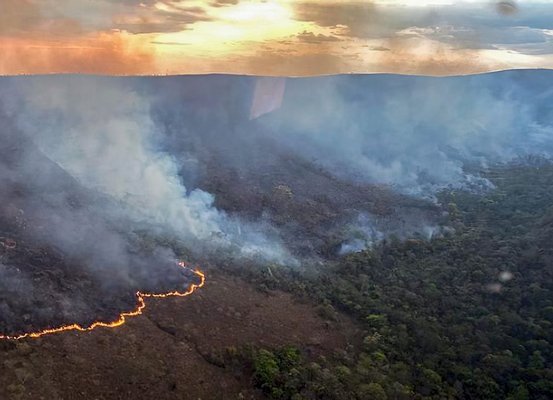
left=0, top=261, right=205, bottom=341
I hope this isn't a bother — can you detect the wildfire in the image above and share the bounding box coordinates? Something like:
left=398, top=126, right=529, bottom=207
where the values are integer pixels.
left=0, top=261, right=205, bottom=341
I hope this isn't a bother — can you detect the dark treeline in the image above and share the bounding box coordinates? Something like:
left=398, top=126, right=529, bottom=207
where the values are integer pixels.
left=218, top=161, right=553, bottom=399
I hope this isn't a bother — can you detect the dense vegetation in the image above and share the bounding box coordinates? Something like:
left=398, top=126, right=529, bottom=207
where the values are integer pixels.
left=220, top=161, right=553, bottom=399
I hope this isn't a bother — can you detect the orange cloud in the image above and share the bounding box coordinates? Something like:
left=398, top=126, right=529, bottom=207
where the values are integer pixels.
left=0, top=0, right=552, bottom=76
left=0, top=0, right=40, bottom=34
left=0, top=33, right=155, bottom=75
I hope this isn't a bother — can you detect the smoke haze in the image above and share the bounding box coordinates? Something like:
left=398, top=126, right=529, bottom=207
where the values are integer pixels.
left=2, top=77, right=295, bottom=272
left=256, top=72, right=553, bottom=196
left=2, top=70, right=553, bottom=269
left=3, top=70, right=553, bottom=334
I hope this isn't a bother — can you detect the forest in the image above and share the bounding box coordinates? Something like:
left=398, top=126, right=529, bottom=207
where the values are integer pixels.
left=216, top=160, right=553, bottom=399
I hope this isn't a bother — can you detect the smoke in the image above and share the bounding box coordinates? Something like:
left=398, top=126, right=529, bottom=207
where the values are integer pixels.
left=1, top=76, right=294, bottom=267
left=338, top=212, right=446, bottom=256
left=256, top=73, right=553, bottom=197
left=9, top=71, right=553, bottom=331
left=15, top=78, right=221, bottom=238
left=128, top=72, right=553, bottom=257
left=338, top=214, right=384, bottom=255
left=3, top=71, right=552, bottom=274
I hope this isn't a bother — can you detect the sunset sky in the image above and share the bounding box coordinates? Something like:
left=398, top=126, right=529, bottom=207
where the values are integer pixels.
left=2, top=0, right=553, bottom=76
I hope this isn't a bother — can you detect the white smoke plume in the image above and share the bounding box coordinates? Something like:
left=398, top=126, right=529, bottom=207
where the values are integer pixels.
left=2, top=76, right=294, bottom=265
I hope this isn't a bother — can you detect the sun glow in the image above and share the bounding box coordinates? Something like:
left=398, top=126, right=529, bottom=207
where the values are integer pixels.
left=221, top=1, right=293, bottom=22
left=2, top=0, right=552, bottom=77
left=153, top=1, right=306, bottom=51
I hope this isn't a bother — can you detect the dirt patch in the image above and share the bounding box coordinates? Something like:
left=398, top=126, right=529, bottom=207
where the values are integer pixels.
left=0, top=270, right=361, bottom=400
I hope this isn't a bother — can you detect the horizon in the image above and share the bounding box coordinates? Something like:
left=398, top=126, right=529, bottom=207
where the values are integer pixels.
left=2, top=66, right=553, bottom=79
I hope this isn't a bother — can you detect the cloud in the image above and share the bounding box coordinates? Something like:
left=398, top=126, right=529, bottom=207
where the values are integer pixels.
left=111, top=5, right=211, bottom=34
left=296, top=30, right=342, bottom=44
left=210, top=0, right=240, bottom=7
left=2, top=0, right=211, bottom=38
left=294, top=1, right=393, bottom=39
left=0, top=33, right=155, bottom=75
left=3, top=0, right=553, bottom=75
left=0, top=0, right=43, bottom=35
left=294, top=1, right=553, bottom=53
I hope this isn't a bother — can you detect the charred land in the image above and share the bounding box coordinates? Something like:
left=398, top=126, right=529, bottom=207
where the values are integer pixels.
left=0, top=71, right=551, bottom=399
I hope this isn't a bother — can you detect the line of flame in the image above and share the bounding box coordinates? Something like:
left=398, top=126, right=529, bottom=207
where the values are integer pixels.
left=0, top=261, right=205, bottom=341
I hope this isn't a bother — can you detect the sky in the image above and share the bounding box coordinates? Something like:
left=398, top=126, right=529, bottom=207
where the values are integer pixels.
left=2, top=0, right=553, bottom=76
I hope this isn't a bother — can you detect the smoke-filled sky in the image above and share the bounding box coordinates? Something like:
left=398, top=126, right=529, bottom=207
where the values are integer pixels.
left=2, top=0, right=553, bottom=76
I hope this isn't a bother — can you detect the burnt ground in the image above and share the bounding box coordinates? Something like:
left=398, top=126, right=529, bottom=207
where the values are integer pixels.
left=0, top=122, right=362, bottom=398
left=0, top=84, right=434, bottom=399
left=0, top=113, right=202, bottom=336
left=0, top=104, right=439, bottom=336
left=0, top=145, right=364, bottom=399
left=197, top=141, right=440, bottom=258
left=149, top=74, right=442, bottom=258
left=0, top=270, right=361, bottom=400
left=0, top=180, right=200, bottom=337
